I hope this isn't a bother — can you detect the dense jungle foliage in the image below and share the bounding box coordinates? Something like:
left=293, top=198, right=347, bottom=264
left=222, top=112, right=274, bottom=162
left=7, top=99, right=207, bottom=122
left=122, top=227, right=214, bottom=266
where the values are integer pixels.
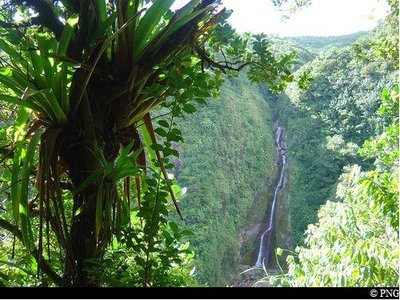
left=0, top=0, right=310, bottom=287
left=165, top=1, right=398, bottom=286
left=0, top=0, right=397, bottom=289
left=275, top=15, right=397, bottom=246
left=267, top=85, right=399, bottom=287
left=171, top=74, right=277, bottom=285
left=262, top=0, right=399, bottom=287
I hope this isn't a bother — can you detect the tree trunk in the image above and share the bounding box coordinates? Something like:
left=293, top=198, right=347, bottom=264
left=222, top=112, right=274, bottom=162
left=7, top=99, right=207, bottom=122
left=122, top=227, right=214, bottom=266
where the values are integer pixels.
left=62, top=142, right=102, bottom=286
left=59, top=75, right=120, bottom=286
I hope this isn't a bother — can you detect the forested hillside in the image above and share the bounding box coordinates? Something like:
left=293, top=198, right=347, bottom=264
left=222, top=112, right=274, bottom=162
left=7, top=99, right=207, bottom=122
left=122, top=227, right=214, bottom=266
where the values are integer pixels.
left=267, top=2, right=398, bottom=287
left=289, top=31, right=367, bottom=52
left=275, top=19, right=396, bottom=246
left=172, top=74, right=277, bottom=285
left=170, top=13, right=397, bottom=286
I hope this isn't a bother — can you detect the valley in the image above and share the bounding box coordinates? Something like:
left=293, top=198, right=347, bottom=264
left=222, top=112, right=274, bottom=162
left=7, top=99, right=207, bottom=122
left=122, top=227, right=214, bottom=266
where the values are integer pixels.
left=171, top=24, right=396, bottom=286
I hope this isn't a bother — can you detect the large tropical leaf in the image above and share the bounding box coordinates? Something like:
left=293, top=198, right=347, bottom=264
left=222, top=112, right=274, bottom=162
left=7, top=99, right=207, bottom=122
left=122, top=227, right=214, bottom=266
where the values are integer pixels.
left=0, top=94, right=45, bottom=113
left=132, top=0, right=175, bottom=61
left=19, top=130, right=42, bottom=251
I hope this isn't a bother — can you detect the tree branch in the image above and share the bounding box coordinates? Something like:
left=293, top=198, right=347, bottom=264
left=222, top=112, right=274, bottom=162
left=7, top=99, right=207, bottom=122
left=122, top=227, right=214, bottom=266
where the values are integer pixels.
left=193, top=43, right=251, bottom=72
left=0, top=218, right=63, bottom=286
left=12, top=0, right=64, bottom=39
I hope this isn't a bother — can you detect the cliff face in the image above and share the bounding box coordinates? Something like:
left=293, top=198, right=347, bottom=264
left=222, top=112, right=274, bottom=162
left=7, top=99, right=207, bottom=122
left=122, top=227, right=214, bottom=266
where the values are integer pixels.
left=173, top=73, right=278, bottom=286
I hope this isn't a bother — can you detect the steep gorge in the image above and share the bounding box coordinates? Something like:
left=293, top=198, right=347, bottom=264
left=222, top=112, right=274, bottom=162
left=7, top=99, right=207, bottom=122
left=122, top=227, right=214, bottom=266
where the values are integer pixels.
left=172, top=73, right=278, bottom=286
left=171, top=30, right=387, bottom=286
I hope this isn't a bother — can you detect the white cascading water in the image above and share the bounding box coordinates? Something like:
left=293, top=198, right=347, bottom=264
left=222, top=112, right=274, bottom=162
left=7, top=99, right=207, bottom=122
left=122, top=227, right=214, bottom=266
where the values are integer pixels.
left=255, top=123, right=286, bottom=268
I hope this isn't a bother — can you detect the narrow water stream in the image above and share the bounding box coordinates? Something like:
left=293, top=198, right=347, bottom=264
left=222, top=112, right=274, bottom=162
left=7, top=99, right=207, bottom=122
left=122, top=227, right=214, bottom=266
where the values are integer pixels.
left=255, top=122, right=286, bottom=268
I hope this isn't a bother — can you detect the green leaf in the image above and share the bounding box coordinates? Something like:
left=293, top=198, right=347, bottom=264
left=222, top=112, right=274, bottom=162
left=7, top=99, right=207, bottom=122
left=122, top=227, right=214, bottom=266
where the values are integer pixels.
left=165, top=7, right=208, bottom=39
left=133, top=0, right=175, bottom=61
left=94, top=0, right=107, bottom=23
left=43, top=90, right=68, bottom=125
left=0, top=67, right=11, bottom=76
left=0, top=94, right=45, bottom=114
left=154, top=127, right=167, bottom=137
left=140, top=125, right=157, bottom=169
left=73, top=168, right=105, bottom=195
left=74, top=10, right=141, bottom=113
left=0, top=70, right=24, bottom=94
left=57, top=15, right=79, bottom=56
left=20, top=130, right=42, bottom=251
left=74, top=205, right=84, bottom=217
left=169, top=221, right=178, bottom=234
left=163, top=148, right=179, bottom=158
left=59, top=64, right=70, bottom=113
left=162, top=230, right=174, bottom=245
left=28, top=49, right=45, bottom=84
left=183, top=103, right=197, bottom=113
left=181, top=230, right=195, bottom=236
left=95, top=182, right=104, bottom=238
left=0, top=39, right=25, bottom=63
left=0, top=260, right=35, bottom=276
left=89, top=12, right=118, bottom=45
left=8, top=68, right=36, bottom=92
left=11, top=142, right=23, bottom=225
left=157, top=120, right=170, bottom=128
left=150, top=143, right=164, bottom=152
left=143, top=5, right=208, bottom=57
left=36, top=38, right=56, bottom=93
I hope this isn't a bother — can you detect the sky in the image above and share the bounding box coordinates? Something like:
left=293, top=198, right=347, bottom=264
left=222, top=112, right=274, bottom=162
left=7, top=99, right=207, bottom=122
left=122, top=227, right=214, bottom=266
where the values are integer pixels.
left=172, top=0, right=390, bottom=37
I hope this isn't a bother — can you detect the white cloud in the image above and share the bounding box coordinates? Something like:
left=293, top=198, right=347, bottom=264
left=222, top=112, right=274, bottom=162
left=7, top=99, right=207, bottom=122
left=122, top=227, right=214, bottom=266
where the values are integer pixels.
left=173, top=0, right=390, bottom=36
left=224, top=0, right=390, bottom=36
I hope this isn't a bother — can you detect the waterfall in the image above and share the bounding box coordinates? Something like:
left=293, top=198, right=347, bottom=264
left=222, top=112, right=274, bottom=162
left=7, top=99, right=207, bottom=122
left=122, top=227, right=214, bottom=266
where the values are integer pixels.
left=255, top=123, right=287, bottom=268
